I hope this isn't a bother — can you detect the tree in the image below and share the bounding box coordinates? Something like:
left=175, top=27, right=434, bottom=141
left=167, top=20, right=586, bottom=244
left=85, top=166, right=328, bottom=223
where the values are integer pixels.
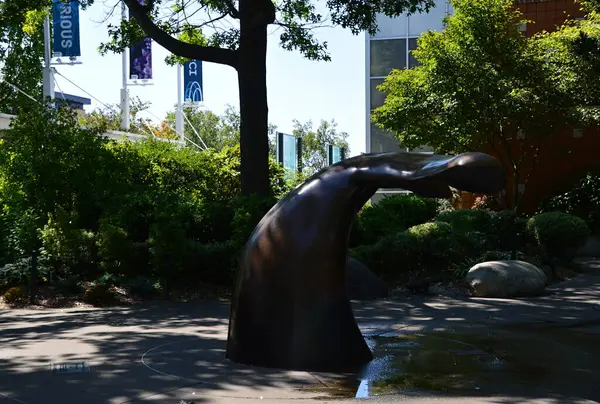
left=535, top=11, right=600, bottom=116
left=292, top=118, right=349, bottom=175
left=163, top=104, right=279, bottom=151
left=0, top=7, right=45, bottom=113
left=89, top=0, right=432, bottom=197
left=372, top=0, right=598, bottom=209
left=78, top=96, right=152, bottom=135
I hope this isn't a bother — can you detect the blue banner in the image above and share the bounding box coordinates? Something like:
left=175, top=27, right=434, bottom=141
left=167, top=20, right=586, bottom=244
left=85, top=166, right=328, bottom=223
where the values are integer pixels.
left=52, top=0, right=81, bottom=57
left=129, top=0, right=153, bottom=80
left=183, top=60, right=203, bottom=103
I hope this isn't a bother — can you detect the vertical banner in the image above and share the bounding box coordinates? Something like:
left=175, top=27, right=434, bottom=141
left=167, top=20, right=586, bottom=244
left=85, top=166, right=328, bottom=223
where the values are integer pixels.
left=327, top=145, right=346, bottom=165
left=183, top=60, right=204, bottom=103
left=129, top=0, right=153, bottom=80
left=277, top=132, right=298, bottom=173
left=52, top=0, right=81, bottom=57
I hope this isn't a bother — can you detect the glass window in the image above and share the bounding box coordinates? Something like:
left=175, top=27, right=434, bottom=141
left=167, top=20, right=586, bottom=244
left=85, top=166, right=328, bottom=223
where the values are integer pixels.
left=370, top=39, right=407, bottom=77
left=370, top=78, right=387, bottom=110
left=408, top=38, right=420, bottom=68
left=370, top=123, right=404, bottom=153
left=408, top=0, right=447, bottom=36
left=373, top=13, right=408, bottom=39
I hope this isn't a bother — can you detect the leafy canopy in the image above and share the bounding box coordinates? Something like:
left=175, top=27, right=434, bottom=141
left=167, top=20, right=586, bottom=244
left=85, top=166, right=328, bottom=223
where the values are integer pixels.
left=372, top=0, right=583, bottom=155
left=86, top=0, right=436, bottom=64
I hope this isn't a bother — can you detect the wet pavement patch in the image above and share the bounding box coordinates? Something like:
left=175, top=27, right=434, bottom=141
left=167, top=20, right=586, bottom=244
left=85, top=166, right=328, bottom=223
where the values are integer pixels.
left=302, top=323, right=600, bottom=400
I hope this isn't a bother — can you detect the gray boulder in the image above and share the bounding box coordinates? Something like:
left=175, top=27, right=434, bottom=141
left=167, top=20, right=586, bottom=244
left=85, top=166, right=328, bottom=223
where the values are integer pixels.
left=465, top=260, right=547, bottom=298
left=346, top=257, right=389, bottom=300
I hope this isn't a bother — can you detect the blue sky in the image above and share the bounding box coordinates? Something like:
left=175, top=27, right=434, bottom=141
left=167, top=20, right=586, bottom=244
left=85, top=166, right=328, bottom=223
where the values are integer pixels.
left=52, top=1, right=367, bottom=155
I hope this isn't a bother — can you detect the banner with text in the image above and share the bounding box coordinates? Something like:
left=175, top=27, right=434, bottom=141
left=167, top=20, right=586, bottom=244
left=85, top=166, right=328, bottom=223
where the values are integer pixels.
left=129, top=0, right=153, bottom=80
left=52, top=0, right=81, bottom=57
left=183, top=60, right=204, bottom=103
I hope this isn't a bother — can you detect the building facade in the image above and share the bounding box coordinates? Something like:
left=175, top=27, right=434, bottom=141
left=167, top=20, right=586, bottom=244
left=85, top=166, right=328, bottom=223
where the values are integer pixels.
left=364, top=0, right=450, bottom=201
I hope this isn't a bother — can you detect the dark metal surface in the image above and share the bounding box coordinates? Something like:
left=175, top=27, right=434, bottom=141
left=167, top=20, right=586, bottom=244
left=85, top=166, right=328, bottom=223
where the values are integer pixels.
left=226, top=151, right=505, bottom=372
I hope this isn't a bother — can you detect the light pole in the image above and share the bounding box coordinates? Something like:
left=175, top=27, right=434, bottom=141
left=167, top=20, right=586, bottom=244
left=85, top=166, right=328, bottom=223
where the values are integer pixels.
left=176, top=63, right=184, bottom=142
left=42, top=13, right=55, bottom=101
left=120, top=0, right=130, bottom=130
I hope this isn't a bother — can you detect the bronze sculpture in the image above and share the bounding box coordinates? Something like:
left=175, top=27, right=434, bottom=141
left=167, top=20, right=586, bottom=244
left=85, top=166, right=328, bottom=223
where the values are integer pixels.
left=226, top=151, right=505, bottom=372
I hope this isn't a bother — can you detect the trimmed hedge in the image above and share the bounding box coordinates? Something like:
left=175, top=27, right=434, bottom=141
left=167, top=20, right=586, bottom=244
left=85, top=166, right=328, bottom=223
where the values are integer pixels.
left=526, top=212, right=589, bottom=262
left=352, top=221, right=476, bottom=282
left=351, top=194, right=439, bottom=246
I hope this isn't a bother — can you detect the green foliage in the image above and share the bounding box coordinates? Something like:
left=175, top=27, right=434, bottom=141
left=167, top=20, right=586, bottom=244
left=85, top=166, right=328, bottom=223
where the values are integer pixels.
left=125, top=276, right=158, bottom=299
left=352, top=194, right=439, bottom=246
left=490, top=209, right=527, bottom=250
left=0, top=3, right=44, bottom=114
left=453, top=249, right=527, bottom=278
left=371, top=0, right=600, bottom=208
left=538, top=170, right=600, bottom=233
left=230, top=195, right=277, bottom=246
left=526, top=212, right=589, bottom=262
left=436, top=209, right=495, bottom=235
left=534, top=13, right=600, bottom=122
left=83, top=283, right=116, bottom=306
left=0, top=105, right=290, bottom=296
left=292, top=119, right=350, bottom=175
left=352, top=221, right=463, bottom=281
left=94, top=0, right=434, bottom=62
left=78, top=97, right=151, bottom=135
left=164, top=104, right=280, bottom=152
left=2, top=285, right=28, bottom=306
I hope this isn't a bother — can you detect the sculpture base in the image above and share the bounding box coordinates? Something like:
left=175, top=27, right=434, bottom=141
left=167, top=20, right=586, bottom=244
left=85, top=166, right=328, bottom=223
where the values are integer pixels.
left=226, top=288, right=373, bottom=373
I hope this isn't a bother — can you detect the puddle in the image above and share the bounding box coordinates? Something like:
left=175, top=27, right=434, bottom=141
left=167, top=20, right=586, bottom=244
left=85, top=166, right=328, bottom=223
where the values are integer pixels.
left=303, top=324, right=600, bottom=400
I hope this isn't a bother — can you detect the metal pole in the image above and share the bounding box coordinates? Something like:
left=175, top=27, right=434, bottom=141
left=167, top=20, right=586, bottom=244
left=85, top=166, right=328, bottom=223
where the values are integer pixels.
left=176, top=63, right=184, bottom=142
left=120, top=1, right=130, bottom=130
left=42, top=13, right=55, bottom=101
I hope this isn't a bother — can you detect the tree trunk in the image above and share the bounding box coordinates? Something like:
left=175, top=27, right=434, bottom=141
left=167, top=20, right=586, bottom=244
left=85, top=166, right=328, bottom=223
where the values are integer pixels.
left=237, top=0, right=273, bottom=197
left=29, top=248, right=38, bottom=304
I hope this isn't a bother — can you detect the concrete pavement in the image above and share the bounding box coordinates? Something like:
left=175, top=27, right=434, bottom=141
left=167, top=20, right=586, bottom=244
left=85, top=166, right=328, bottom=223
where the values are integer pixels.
left=0, top=258, right=599, bottom=404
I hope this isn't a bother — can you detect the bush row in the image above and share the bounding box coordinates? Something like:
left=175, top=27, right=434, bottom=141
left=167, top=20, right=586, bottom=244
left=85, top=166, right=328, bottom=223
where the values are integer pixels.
left=351, top=203, right=589, bottom=284
left=0, top=106, right=286, bottom=296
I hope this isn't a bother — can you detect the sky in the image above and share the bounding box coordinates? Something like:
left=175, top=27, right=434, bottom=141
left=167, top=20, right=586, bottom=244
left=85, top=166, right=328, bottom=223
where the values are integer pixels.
left=51, top=1, right=368, bottom=155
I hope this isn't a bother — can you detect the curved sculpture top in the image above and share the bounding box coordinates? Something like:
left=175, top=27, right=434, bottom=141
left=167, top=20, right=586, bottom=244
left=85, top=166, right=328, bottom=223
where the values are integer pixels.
left=226, top=151, right=505, bottom=373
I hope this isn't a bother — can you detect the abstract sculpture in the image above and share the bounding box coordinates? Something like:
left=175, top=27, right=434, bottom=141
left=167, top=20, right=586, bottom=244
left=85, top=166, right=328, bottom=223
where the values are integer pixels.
left=226, top=151, right=505, bottom=372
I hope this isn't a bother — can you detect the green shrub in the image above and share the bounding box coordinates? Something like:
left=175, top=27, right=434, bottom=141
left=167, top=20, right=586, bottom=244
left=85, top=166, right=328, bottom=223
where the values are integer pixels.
left=55, top=275, right=84, bottom=295
left=538, top=170, right=600, bottom=233
left=0, top=255, right=54, bottom=287
left=490, top=210, right=527, bottom=251
left=436, top=209, right=495, bottom=235
left=40, top=210, right=98, bottom=278
left=180, top=240, right=240, bottom=287
left=2, top=285, right=28, bottom=306
left=526, top=212, right=589, bottom=262
left=230, top=195, right=277, bottom=246
left=83, top=283, right=116, bottom=306
left=352, top=221, right=462, bottom=281
left=125, top=276, right=158, bottom=298
left=353, top=194, right=439, bottom=246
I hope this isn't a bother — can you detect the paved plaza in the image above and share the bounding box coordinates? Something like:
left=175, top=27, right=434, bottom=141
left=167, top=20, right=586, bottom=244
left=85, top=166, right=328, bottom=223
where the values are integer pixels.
left=1, top=259, right=599, bottom=404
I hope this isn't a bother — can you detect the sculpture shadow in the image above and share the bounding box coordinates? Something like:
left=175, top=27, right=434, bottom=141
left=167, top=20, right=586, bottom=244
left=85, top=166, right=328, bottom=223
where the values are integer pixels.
left=226, top=151, right=506, bottom=373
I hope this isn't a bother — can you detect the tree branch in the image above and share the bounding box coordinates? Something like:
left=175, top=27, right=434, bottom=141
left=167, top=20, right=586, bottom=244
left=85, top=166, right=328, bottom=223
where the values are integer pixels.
left=124, top=0, right=238, bottom=68
left=224, top=0, right=240, bottom=19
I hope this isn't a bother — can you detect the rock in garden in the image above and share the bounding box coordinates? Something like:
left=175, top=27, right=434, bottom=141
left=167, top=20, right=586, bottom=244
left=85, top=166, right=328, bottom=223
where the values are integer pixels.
left=346, top=257, right=389, bottom=300
left=465, top=260, right=547, bottom=298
